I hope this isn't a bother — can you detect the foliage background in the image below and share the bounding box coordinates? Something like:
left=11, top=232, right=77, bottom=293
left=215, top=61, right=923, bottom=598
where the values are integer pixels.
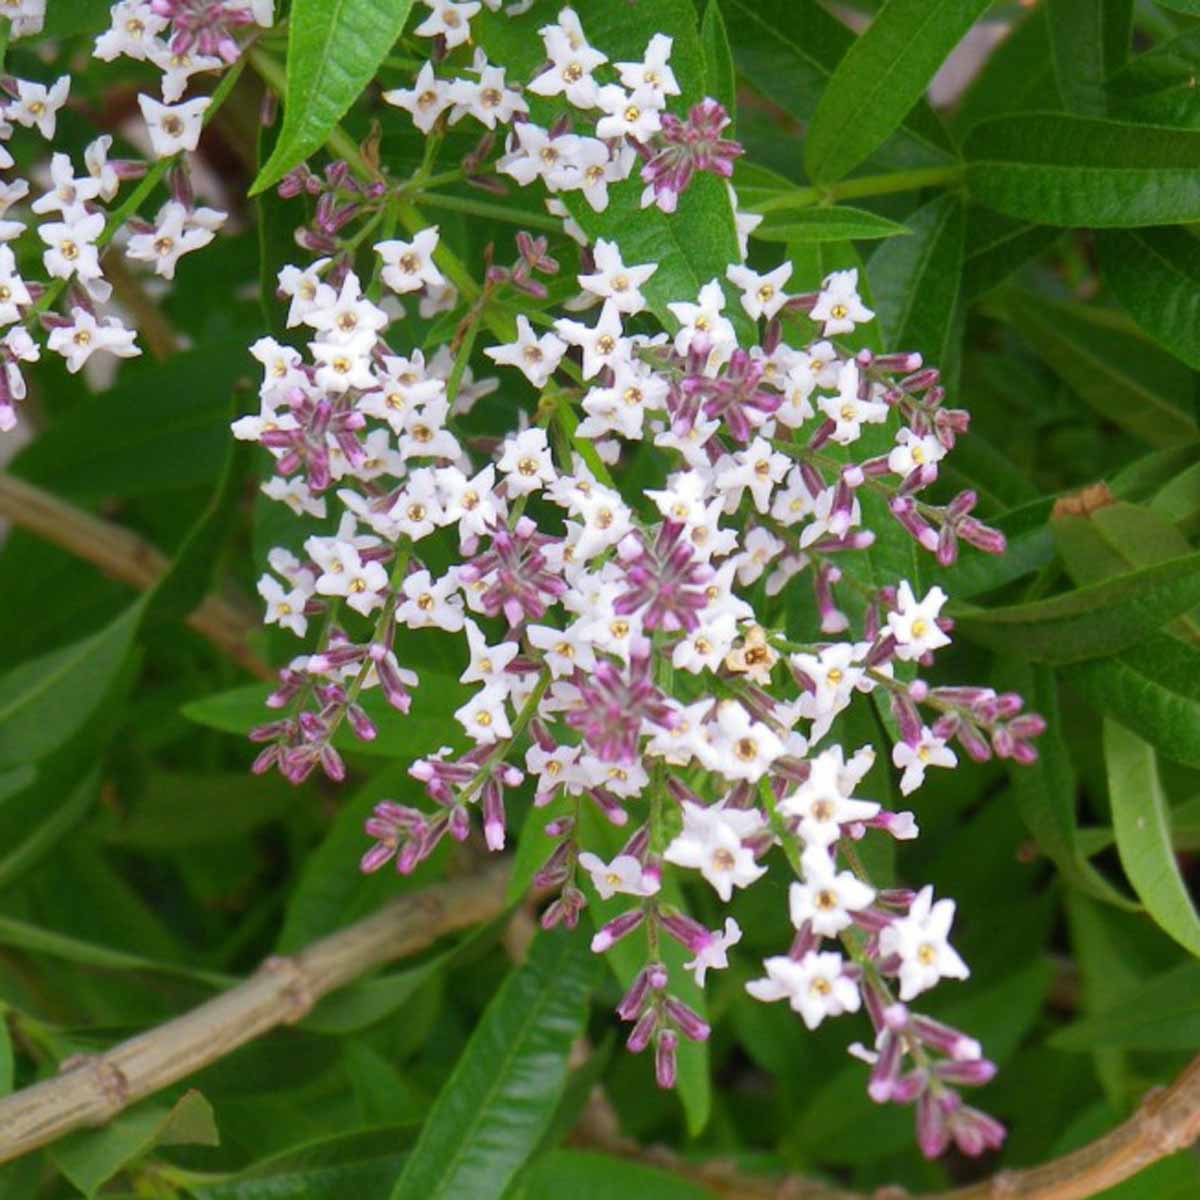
left=3, top=0, right=1200, bottom=1196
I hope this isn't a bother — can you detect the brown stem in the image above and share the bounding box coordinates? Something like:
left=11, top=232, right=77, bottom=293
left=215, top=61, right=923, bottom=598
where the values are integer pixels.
left=0, top=862, right=510, bottom=1163
left=0, top=471, right=270, bottom=680
left=571, top=1056, right=1200, bottom=1200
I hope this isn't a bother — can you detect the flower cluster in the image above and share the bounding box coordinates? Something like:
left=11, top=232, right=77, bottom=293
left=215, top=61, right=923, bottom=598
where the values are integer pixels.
left=0, top=1, right=275, bottom=432
left=235, top=3, right=1044, bottom=1159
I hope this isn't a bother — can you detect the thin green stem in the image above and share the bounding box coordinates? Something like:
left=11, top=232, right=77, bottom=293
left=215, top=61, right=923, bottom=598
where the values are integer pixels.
left=747, top=164, right=966, bottom=215
left=411, top=190, right=562, bottom=234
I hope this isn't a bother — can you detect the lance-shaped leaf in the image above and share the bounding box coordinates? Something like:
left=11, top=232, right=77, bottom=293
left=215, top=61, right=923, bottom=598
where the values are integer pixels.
left=251, top=0, right=417, bottom=195
left=701, top=1, right=736, bottom=124
left=752, top=206, right=909, bottom=245
left=1098, top=226, right=1200, bottom=371
left=389, top=929, right=598, bottom=1200
left=1002, top=292, right=1196, bottom=449
left=1047, top=0, right=1133, bottom=116
left=804, top=0, right=985, bottom=183
left=1105, top=719, right=1200, bottom=957
left=952, top=550, right=1200, bottom=664
left=966, top=114, right=1200, bottom=227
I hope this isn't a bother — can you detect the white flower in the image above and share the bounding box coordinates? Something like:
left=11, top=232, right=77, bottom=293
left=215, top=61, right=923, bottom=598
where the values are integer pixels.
left=595, top=84, right=662, bottom=142
left=684, top=917, right=741, bottom=986
left=887, top=582, right=952, bottom=662
left=893, top=729, right=957, bottom=795
left=527, top=7, right=608, bottom=109
left=262, top=476, right=326, bottom=518
left=554, top=300, right=627, bottom=380
left=94, top=2, right=168, bottom=61
left=460, top=618, right=519, bottom=687
left=614, top=33, right=680, bottom=102
left=303, top=271, right=387, bottom=342
left=257, top=574, right=310, bottom=637
left=706, top=699, right=785, bottom=783
left=383, top=62, right=455, bottom=134
left=497, top=427, right=556, bottom=496
left=312, top=543, right=389, bottom=616
left=46, top=308, right=140, bottom=373
left=31, top=152, right=102, bottom=217
left=811, top=268, right=874, bottom=336
left=138, top=95, right=210, bottom=157
left=528, top=621, right=596, bottom=677
left=148, top=42, right=223, bottom=103
left=126, top=201, right=220, bottom=279
left=499, top=123, right=581, bottom=192
left=818, top=360, right=889, bottom=446
left=726, top=262, right=792, bottom=321
left=485, top=315, right=566, bottom=388
left=437, top=465, right=504, bottom=543
left=746, top=951, right=861, bottom=1029
left=878, top=886, right=970, bottom=1001
left=789, top=850, right=876, bottom=938
left=8, top=76, right=70, bottom=139
left=663, top=799, right=766, bottom=902
left=667, top=279, right=737, bottom=367
left=888, top=427, right=946, bottom=477
left=414, top=0, right=480, bottom=48
left=277, top=260, right=334, bottom=327
left=716, top=437, right=789, bottom=514
left=577, top=852, right=660, bottom=900
left=397, top=569, right=465, bottom=632
left=578, top=239, right=656, bottom=315
left=39, top=210, right=107, bottom=295
left=376, top=228, right=446, bottom=295
left=0, top=246, right=31, bottom=325
left=790, top=643, right=864, bottom=742
left=455, top=684, right=512, bottom=744
left=777, top=746, right=880, bottom=847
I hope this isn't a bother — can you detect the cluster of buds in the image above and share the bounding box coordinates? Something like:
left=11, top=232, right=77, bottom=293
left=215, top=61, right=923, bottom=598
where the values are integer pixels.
left=232, top=2, right=1046, bottom=1161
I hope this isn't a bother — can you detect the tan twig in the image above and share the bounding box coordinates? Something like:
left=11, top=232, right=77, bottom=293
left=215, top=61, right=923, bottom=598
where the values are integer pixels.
left=0, top=471, right=270, bottom=680
left=571, top=1055, right=1200, bottom=1200
left=0, top=862, right=510, bottom=1163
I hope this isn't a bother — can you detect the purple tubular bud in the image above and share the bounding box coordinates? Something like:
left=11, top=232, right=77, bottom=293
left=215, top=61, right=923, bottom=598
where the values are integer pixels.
left=251, top=745, right=281, bottom=775
left=319, top=745, right=346, bottom=782
left=916, top=1090, right=951, bottom=1160
left=482, top=780, right=507, bottom=851
left=659, top=910, right=712, bottom=953
left=663, top=995, right=711, bottom=1042
left=542, top=816, right=575, bottom=838
left=346, top=704, right=377, bottom=742
left=648, top=963, right=670, bottom=990
left=655, top=1030, right=679, bottom=1089
left=890, top=1070, right=929, bottom=1105
left=868, top=1032, right=903, bottom=1103
left=627, top=1007, right=658, bottom=1054
left=533, top=840, right=572, bottom=888
left=910, top=1014, right=982, bottom=1061
left=936, top=1058, right=998, bottom=1088
left=590, top=907, right=646, bottom=953
left=448, top=804, right=471, bottom=843
left=950, top=1104, right=1007, bottom=1157
left=956, top=723, right=993, bottom=763
left=617, top=969, right=654, bottom=1021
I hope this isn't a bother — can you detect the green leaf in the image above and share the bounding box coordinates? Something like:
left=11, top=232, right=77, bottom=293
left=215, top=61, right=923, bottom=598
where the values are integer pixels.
left=0, top=914, right=229, bottom=987
left=868, top=193, right=965, bottom=382
left=0, top=770, right=97, bottom=891
left=1051, top=961, right=1200, bottom=1050
left=389, top=929, right=598, bottom=1200
left=700, top=1, right=736, bottom=126
left=40, top=0, right=112, bottom=38
left=518, top=1151, right=710, bottom=1200
left=1002, top=293, right=1197, bottom=448
left=51, top=1090, right=218, bottom=1198
left=963, top=208, right=1061, bottom=301
left=1098, top=227, right=1200, bottom=372
left=0, top=765, right=35, bottom=807
left=251, top=0, right=417, bottom=195
left=1065, top=636, right=1200, bottom=768
left=182, top=677, right=462, bottom=760
left=1002, top=662, right=1135, bottom=909
left=301, top=954, right=454, bottom=1037
left=0, top=597, right=146, bottom=770
left=954, top=550, right=1200, bottom=664
left=1105, top=719, right=1200, bottom=956
left=1047, top=0, right=1132, bottom=115
left=722, top=0, right=956, bottom=173
left=966, top=114, right=1200, bottom=227
left=0, top=1014, right=12, bottom=1096
left=804, top=0, right=982, bottom=183
left=751, top=206, right=910, bottom=244
left=192, top=1128, right=410, bottom=1200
